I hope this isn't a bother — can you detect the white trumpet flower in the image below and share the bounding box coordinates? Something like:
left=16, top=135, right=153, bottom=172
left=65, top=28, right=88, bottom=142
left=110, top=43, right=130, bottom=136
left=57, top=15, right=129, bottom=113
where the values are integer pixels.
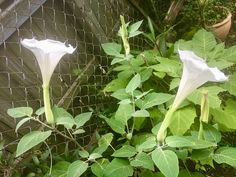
left=157, top=50, right=228, bottom=143
left=21, top=38, right=76, bottom=124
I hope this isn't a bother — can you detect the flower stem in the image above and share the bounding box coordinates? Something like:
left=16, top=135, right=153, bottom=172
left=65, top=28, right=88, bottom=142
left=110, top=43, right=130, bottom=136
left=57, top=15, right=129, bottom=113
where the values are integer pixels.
left=43, top=85, right=54, bottom=124
left=157, top=106, right=177, bottom=143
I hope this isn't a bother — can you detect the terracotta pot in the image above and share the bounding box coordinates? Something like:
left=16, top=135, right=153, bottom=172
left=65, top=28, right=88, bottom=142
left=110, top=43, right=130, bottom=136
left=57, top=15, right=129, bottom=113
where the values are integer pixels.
left=212, top=7, right=232, bottom=41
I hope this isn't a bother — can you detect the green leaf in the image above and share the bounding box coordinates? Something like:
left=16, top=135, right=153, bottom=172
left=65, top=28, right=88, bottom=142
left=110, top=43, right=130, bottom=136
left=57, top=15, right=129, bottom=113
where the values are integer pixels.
left=104, top=158, right=133, bottom=177
left=105, top=118, right=126, bottom=134
left=222, top=73, right=236, bottom=96
left=66, top=160, right=88, bottom=177
left=179, top=170, right=205, bottom=177
left=102, top=42, right=122, bottom=57
left=15, top=117, right=31, bottom=133
left=169, top=106, right=196, bottom=135
left=188, top=86, right=225, bottom=108
left=53, top=107, right=75, bottom=129
left=151, top=58, right=181, bottom=77
left=140, top=68, right=153, bottom=82
left=72, top=129, right=85, bottom=135
left=192, top=149, right=213, bottom=161
left=213, top=147, right=236, bottom=167
left=104, top=78, right=128, bottom=92
left=112, top=145, right=136, bottom=157
left=202, top=123, right=221, bottom=143
left=130, top=152, right=154, bottom=170
left=129, top=31, right=143, bottom=38
left=128, top=20, right=143, bottom=37
left=166, top=136, right=216, bottom=149
left=91, top=158, right=109, bottom=177
left=136, top=92, right=174, bottom=109
left=169, top=78, right=180, bottom=91
left=7, top=107, right=33, bottom=118
left=46, top=161, right=70, bottom=177
left=93, top=133, right=113, bottom=154
left=115, top=104, right=133, bottom=125
left=75, top=112, right=92, bottom=128
left=132, top=110, right=150, bottom=117
left=35, top=107, right=45, bottom=116
left=16, top=131, right=51, bottom=157
left=88, top=153, right=102, bottom=160
left=78, top=150, right=89, bottom=158
left=191, top=29, right=217, bottom=59
left=223, top=45, right=236, bottom=62
left=125, top=74, right=141, bottom=93
left=136, top=136, right=156, bottom=152
left=211, top=99, right=236, bottom=130
left=152, top=149, right=179, bottom=177
left=111, top=89, right=130, bottom=100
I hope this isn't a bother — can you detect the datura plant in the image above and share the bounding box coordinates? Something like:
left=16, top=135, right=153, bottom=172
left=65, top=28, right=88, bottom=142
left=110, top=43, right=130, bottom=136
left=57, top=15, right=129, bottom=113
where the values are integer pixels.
left=21, top=38, right=75, bottom=124
left=157, top=50, right=228, bottom=143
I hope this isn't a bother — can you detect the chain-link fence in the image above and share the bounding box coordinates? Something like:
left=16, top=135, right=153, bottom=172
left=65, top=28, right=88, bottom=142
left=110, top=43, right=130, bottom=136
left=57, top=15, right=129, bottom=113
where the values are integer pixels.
left=0, top=0, right=146, bottom=151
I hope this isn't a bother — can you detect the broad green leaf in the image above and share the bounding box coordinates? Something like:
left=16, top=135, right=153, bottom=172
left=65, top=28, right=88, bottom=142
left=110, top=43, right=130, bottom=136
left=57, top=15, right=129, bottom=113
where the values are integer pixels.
left=119, top=99, right=132, bottom=105
left=213, top=147, right=236, bottom=167
left=140, top=170, right=165, bottom=177
left=115, top=104, right=133, bottom=125
left=222, top=73, right=236, bottom=96
left=104, top=158, right=133, bottom=177
left=169, top=106, right=196, bottom=135
left=111, top=89, right=130, bottom=100
left=152, top=149, right=179, bottom=177
left=35, top=107, right=45, bottom=116
left=134, top=117, right=146, bottom=130
left=140, top=68, right=153, bottom=82
left=132, top=110, right=150, bottom=117
left=151, top=58, right=181, bottom=77
left=53, top=107, right=75, bottom=129
left=78, top=150, right=89, bottom=158
left=44, top=161, right=70, bottom=177
left=7, top=107, right=33, bottom=118
left=207, top=43, right=225, bottom=60
left=15, top=117, right=31, bottom=133
left=91, top=158, right=109, bottom=177
left=16, top=131, right=51, bottom=157
left=128, top=20, right=143, bottom=37
left=93, top=133, right=113, bottom=154
left=188, top=86, right=225, bottom=108
left=169, top=78, right=180, bottom=91
left=208, top=60, right=234, bottom=70
left=88, top=153, right=102, bottom=160
left=128, top=31, right=143, bottom=38
left=66, top=160, right=88, bottom=177
left=223, top=45, right=236, bottom=62
left=125, top=74, right=141, bottom=93
left=112, top=145, right=136, bottom=157
left=191, top=29, right=216, bottom=59
left=75, top=112, right=92, bottom=128
left=136, top=92, right=174, bottom=109
left=102, top=42, right=122, bottom=57
left=130, top=152, right=154, bottom=170
left=202, top=123, right=221, bottom=143
left=111, top=57, right=126, bottom=65
left=192, top=149, right=213, bottom=161
left=166, top=136, right=216, bottom=149
left=104, top=78, right=128, bottom=92
left=105, top=118, right=126, bottom=134
left=136, top=136, right=156, bottom=152
left=211, top=99, right=236, bottom=130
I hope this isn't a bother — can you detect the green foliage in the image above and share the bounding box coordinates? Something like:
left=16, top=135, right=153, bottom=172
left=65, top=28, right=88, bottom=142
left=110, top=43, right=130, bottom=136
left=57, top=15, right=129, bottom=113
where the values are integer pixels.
left=151, top=148, right=179, bottom=177
left=112, top=145, right=136, bottom=158
left=213, top=147, right=236, bottom=167
left=16, top=131, right=52, bottom=157
left=7, top=107, right=33, bottom=118
left=66, top=160, right=88, bottom=177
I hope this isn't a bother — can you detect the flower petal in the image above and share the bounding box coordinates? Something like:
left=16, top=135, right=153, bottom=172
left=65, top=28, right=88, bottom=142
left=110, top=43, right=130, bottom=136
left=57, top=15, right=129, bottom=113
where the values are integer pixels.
left=172, top=50, right=228, bottom=108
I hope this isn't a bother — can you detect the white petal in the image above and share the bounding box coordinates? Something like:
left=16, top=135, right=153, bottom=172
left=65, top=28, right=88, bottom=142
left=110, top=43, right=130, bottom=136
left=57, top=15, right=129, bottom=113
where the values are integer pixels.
left=21, top=38, right=76, bottom=84
left=172, top=50, right=228, bottom=108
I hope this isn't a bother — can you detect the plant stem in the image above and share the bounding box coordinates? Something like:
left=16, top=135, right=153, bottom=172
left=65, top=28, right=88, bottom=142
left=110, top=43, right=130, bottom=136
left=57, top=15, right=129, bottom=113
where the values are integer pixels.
left=42, top=85, right=54, bottom=124
left=157, top=106, right=177, bottom=143
left=32, top=118, right=85, bottom=151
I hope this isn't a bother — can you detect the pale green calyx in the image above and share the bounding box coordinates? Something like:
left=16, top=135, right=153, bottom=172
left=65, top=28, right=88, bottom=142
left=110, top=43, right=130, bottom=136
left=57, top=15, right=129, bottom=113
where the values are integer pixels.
left=21, top=38, right=76, bottom=124
left=157, top=50, right=228, bottom=143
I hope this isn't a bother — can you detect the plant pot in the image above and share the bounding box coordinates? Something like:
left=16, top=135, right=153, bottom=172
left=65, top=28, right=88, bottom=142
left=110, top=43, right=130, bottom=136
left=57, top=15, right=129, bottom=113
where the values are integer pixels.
left=211, top=7, right=232, bottom=40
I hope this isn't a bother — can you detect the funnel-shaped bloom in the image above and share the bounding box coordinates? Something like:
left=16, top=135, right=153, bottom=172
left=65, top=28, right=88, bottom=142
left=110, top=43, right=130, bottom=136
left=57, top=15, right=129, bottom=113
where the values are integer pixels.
left=21, top=38, right=76, bottom=124
left=157, top=50, right=228, bottom=143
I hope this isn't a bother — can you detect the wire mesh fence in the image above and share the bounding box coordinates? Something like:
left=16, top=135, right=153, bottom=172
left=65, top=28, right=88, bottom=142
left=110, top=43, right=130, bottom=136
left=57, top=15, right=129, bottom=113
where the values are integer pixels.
left=0, top=0, right=146, bottom=150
